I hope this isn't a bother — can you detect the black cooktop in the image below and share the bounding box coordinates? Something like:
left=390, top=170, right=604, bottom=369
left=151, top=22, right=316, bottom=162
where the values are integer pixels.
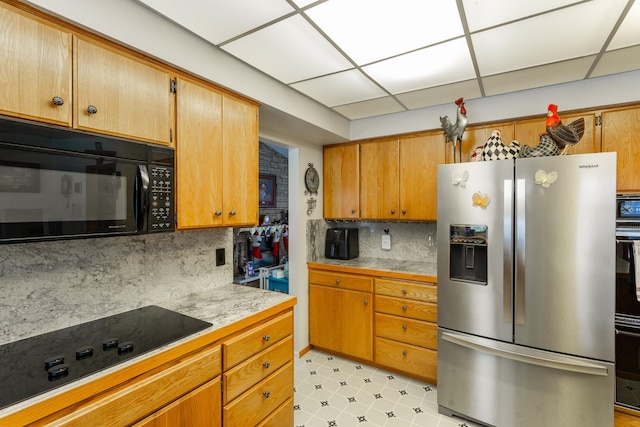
left=0, top=305, right=212, bottom=410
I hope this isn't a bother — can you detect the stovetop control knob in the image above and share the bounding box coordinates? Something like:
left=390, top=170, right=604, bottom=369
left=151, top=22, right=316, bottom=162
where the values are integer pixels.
left=47, top=364, right=69, bottom=381
left=44, top=355, right=65, bottom=370
left=118, top=341, right=134, bottom=354
left=76, top=346, right=94, bottom=360
left=102, top=338, right=119, bottom=351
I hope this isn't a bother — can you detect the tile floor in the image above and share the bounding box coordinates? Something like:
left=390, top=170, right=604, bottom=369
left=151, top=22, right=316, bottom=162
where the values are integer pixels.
left=294, top=349, right=483, bottom=427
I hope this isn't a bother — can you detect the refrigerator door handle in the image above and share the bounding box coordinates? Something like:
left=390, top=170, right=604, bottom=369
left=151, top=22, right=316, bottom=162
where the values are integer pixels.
left=503, top=179, right=513, bottom=323
left=515, top=178, right=526, bottom=325
left=441, top=331, right=609, bottom=376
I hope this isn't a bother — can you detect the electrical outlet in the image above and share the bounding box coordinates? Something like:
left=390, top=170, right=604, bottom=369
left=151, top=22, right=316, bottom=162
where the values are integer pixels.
left=215, top=248, right=225, bottom=266
left=381, top=234, right=391, bottom=250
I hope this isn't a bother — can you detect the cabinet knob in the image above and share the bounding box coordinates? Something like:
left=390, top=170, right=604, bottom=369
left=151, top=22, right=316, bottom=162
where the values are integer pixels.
left=402, top=305, right=407, bottom=311
left=263, top=391, right=270, bottom=398
left=402, top=324, right=407, bottom=330
left=229, top=210, right=236, bottom=216
left=364, top=300, right=368, bottom=305
left=87, top=105, right=98, bottom=114
left=402, top=209, right=407, bottom=214
left=263, top=361, right=271, bottom=369
left=51, top=96, right=64, bottom=106
left=214, top=210, right=222, bottom=216
left=351, top=209, right=356, bottom=214
left=402, top=351, right=408, bottom=357
left=262, top=335, right=270, bottom=342
left=401, top=288, right=407, bottom=294
left=391, top=209, right=395, bottom=214
left=335, top=279, right=341, bottom=285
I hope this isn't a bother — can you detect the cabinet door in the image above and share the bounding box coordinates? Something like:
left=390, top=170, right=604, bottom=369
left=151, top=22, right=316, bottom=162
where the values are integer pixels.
left=0, top=3, right=71, bottom=125
left=603, top=106, right=640, bottom=192
left=323, top=144, right=360, bottom=219
left=75, top=37, right=174, bottom=145
left=446, top=122, right=515, bottom=164
left=134, top=377, right=221, bottom=427
left=222, top=95, right=259, bottom=226
left=515, top=113, right=597, bottom=155
left=309, top=284, right=372, bottom=360
left=360, top=138, right=399, bottom=220
left=399, top=133, right=445, bottom=220
left=176, top=77, right=223, bottom=229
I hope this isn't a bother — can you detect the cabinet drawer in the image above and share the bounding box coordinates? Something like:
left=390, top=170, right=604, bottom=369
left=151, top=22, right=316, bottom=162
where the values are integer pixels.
left=375, top=295, right=437, bottom=322
left=375, top=337, right=437, bottom=382
left=375, top=278, right=436, bottom=302
left=223, top=335, right=293, bottom=404
left=375, top=313, right=437, bottom=349
left=256, top=397, right=293, bottom=427
left=223, top=311, right=292, bottom=370
left=223, top=362, right=293, bottom=427
left=50, top=345, right=221, bottom=426
left=309, top=269, right=373, bottom=292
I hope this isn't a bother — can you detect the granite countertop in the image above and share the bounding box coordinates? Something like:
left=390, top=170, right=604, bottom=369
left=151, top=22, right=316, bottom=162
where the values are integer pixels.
left=0, top=284, right=295, bottom=419
left=309, top=257, right=437, bottom=279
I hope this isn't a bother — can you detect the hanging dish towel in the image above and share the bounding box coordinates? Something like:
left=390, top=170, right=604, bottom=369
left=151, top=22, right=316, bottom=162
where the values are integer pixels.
left=634, top=240, right=640, bottom=301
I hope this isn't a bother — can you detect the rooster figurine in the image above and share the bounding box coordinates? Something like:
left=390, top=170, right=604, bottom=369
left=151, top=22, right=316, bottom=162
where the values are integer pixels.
left=440, top=98, right=468, bottom=163
left=545, top=104, right=585, bottom=155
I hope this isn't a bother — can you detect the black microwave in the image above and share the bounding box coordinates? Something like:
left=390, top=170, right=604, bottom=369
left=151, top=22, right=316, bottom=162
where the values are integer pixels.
left=0, top=117, right=174, bottom=243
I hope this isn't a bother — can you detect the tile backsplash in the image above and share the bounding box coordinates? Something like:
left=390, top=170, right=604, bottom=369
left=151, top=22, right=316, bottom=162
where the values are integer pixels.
left=0, top=229, right=232, bottom=345
left=307, top=220, right=437, bottom=263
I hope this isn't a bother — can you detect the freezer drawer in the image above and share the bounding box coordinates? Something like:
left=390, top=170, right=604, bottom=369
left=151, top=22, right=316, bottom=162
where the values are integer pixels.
left=437, top=329, right=614, bottom=427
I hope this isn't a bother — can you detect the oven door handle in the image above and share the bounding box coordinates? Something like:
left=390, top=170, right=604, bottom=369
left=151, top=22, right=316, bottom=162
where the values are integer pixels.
left=616, top=328, right=640, bottom=338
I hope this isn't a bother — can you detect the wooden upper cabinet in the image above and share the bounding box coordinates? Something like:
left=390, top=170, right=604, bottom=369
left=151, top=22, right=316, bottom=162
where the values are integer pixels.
left=222, top=94, right=259, bottom=226
left=324, top=143, right=360, bottom=219
left=399, top=133, right=445, bottom=220
left=448, top=122, right=515, bottom=163
left=515, top=113, right=598, bottom=155
left=360, top=138, right=399, bottom=220
left=74, top=36, right=175, bottom=145
left=176, top=77, right=223, bottom=229
left=602, top=106, right=640, bottom=192
left=0, top=2, right=72, bottom=126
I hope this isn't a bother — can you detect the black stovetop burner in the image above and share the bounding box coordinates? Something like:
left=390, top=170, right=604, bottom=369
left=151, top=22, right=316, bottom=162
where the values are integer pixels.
left=0, top=305, right=212, bottom=410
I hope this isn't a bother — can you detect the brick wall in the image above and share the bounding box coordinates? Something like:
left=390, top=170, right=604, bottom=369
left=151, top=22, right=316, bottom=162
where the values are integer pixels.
left=258, top=142, right=288, bottom=224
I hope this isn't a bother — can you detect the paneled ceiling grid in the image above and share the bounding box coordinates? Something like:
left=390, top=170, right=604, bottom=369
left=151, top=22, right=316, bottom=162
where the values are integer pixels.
left=136, top=0, right=640, bottom=120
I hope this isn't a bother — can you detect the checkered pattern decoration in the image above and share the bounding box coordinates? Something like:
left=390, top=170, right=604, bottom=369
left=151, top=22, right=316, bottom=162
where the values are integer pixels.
left=481, top=132, right=521, bottom=161
left=520, top=133, right=559, bottom=158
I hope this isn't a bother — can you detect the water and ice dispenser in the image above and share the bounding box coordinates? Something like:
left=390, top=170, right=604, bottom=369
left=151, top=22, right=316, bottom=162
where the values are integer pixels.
left=449, top=224, right=488, bottom=284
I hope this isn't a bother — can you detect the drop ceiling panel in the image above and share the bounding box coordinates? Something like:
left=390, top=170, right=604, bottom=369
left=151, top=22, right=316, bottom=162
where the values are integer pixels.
left=363, top=38, right=475, bottom=94
left=482, top=57, right=596, bottom=96
left=306, top=0, right=463, bottom=64
left=591, top=45, right=640, bottom=77
left=333, top=96, right=406, bottom=120
left=608, top=0, right=640, bottom=50
left=396, top=80, right=483, bottom=110
left=136, top=0, right=293, bottom=44
left=291, top=69, right=386, bottom=107
left=472, top=0, right=629, bottom=76
left=222, top=15, right=353, bottom=84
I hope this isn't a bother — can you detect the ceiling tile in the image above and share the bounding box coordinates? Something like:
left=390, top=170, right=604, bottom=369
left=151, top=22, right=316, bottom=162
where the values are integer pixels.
left=591, top=45, right=640, bottom=77
left=332, top=96, right=406, bottom=120
left=362, top=38, right=476, bottom=94
left=222, top=15, right=353, bottom=84
left=136, top=0, right=293, bottom=44
left=608, top=0, right=640, bottom=50
left=472, top=0, right=629, bottom=76
left=306, top=0, right=463, bottom=65
left=482, top=57, right=596, bottom=96
left=291, top=69, right=387, bottom=107
left=462, top=0, right=579, bottom=32
left=291, top=0, right=317, bottom=7
left=395, top=79, right=482, bottom=110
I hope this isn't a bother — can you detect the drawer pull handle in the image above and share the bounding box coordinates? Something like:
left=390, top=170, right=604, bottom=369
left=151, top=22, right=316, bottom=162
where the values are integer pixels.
left=262, top=335, right=271, bottom=342
left=402, top=288, right=407, bottom=294
left=402, top=305, right=407, bottom=311
left=263, top=361, right=271, bottom=369
left=402, top=324, right=408, bottom=330
left=402, top=351, right=408, bottom=357
left=263, top=391, right=271, bottom=398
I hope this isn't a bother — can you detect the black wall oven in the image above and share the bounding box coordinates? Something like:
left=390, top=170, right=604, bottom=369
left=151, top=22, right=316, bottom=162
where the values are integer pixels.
left=615, top=194, right=640, bottom=411
left=0, top=117, right=174, bottom=243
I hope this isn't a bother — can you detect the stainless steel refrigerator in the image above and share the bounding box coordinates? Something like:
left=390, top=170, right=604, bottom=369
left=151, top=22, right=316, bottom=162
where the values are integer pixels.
left=437, top=152, right=616, bottom=427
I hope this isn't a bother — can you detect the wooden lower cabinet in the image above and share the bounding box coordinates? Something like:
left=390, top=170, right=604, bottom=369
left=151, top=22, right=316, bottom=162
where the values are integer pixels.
left=375, top=337, right=437, bottom=381
left=222, top=311, right=294, bottom=426
left=134, top=378, right=221, bottom=427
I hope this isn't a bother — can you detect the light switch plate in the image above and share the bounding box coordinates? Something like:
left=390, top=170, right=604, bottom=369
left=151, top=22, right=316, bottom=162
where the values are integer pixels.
left=381, top=234, right=391, bottom=250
